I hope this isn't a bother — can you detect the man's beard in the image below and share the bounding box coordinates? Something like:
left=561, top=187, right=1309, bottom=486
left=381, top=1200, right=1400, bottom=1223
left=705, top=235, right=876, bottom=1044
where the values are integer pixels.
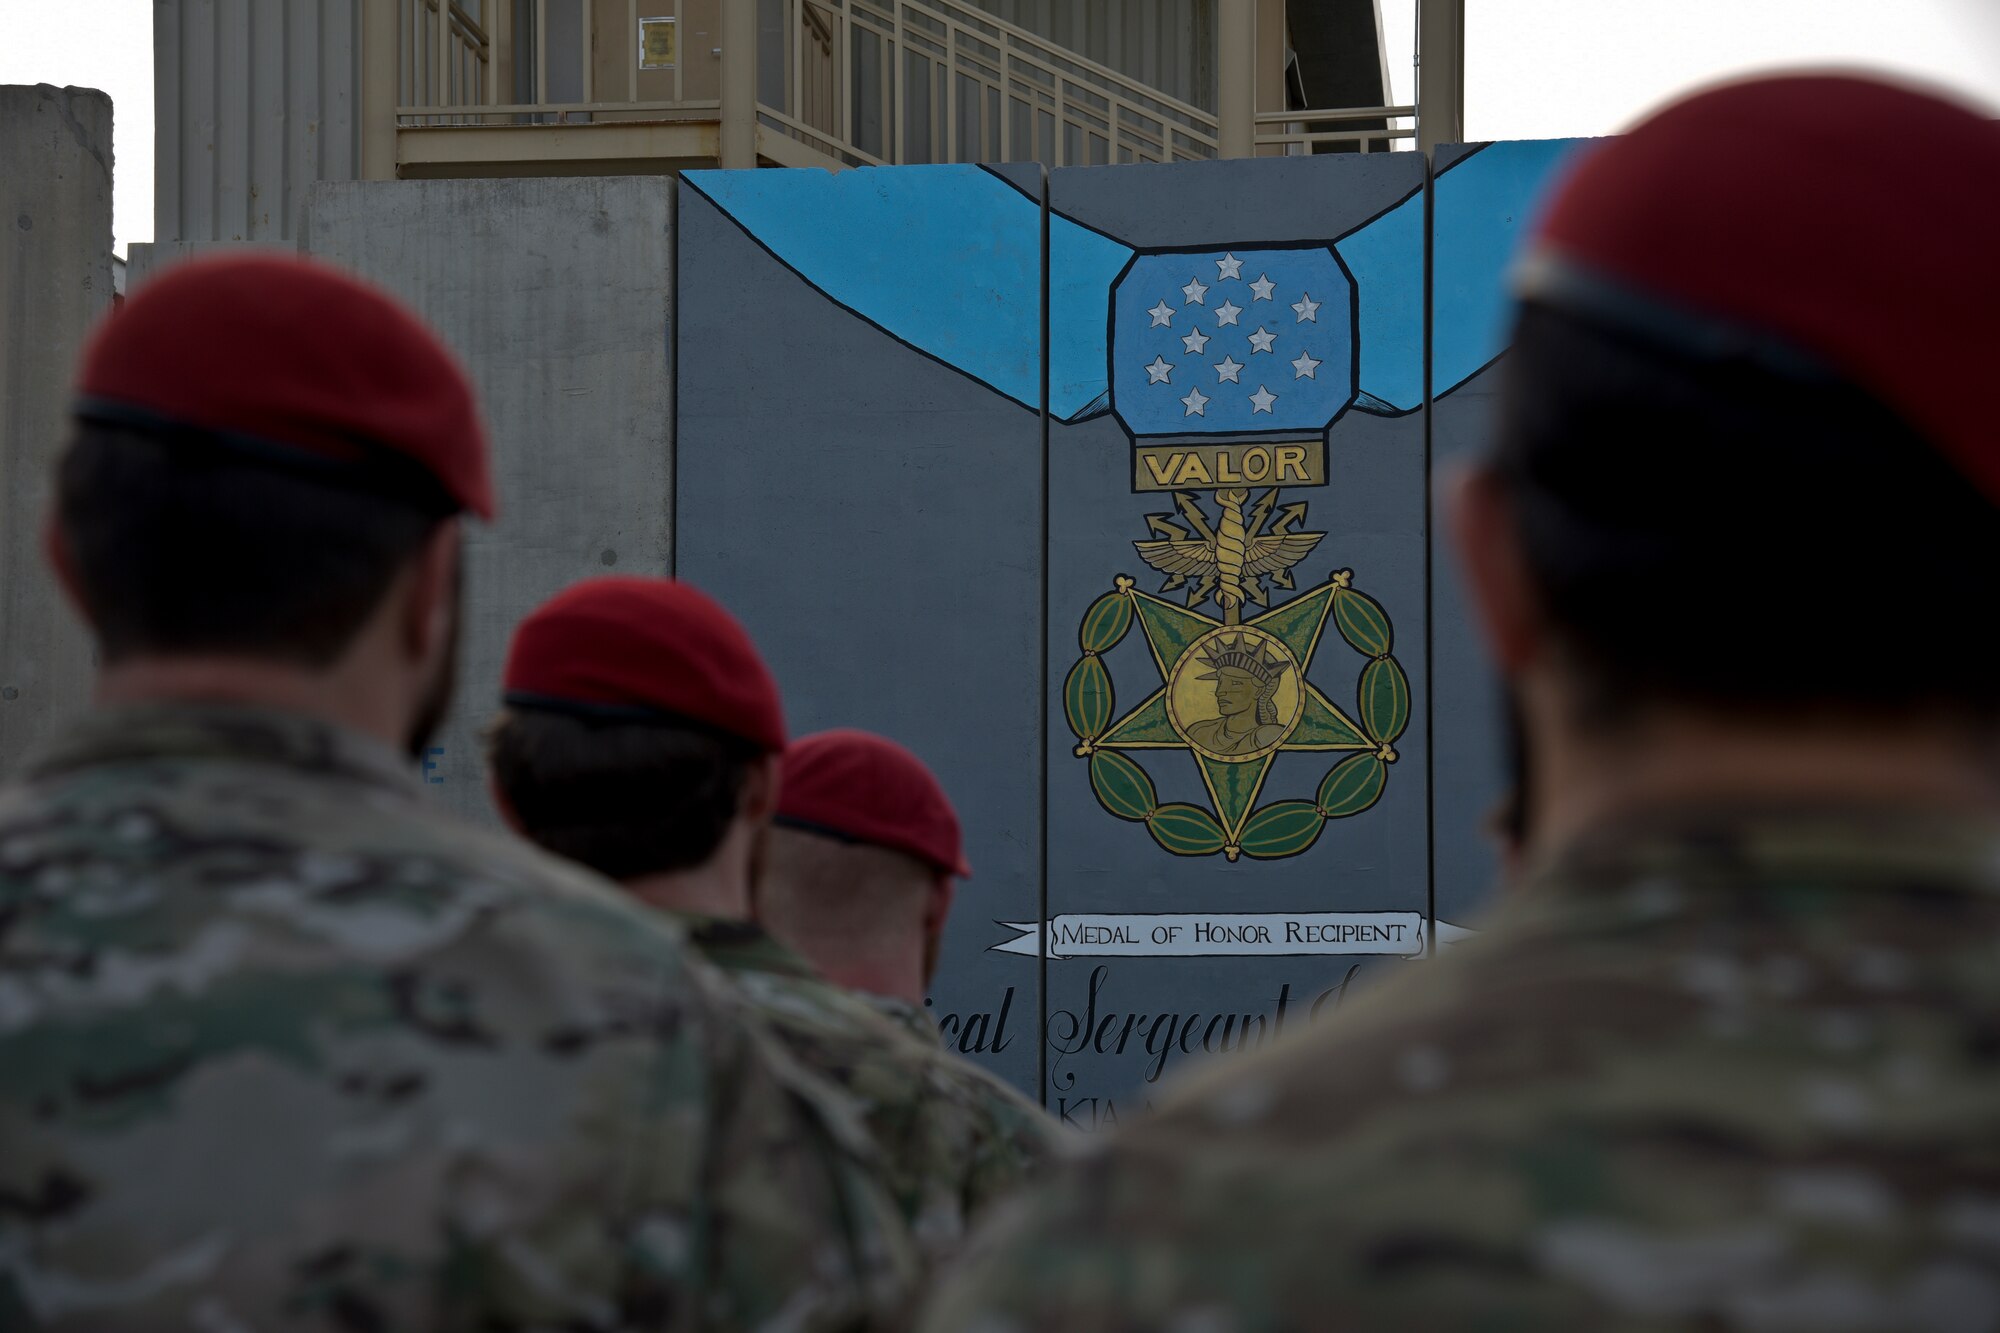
left=741, top=822, right=771, bottom=924
left=921, top=921, right=942, bottom=989
left=404, top=566, right=464, bottom=760
left=1497, top=685, right=1531, bottom=862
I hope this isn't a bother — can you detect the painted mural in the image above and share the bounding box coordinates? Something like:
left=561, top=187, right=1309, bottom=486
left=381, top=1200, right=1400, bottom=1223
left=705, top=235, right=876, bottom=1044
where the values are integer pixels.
left=676, top=139, right=1583, bottom=1121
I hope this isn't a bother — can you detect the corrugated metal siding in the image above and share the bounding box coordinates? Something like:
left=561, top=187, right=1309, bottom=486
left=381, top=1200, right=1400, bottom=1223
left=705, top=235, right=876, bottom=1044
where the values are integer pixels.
left=156, top=0, right=361, bottom=243
left=966, top=0, right=1216, bottom=112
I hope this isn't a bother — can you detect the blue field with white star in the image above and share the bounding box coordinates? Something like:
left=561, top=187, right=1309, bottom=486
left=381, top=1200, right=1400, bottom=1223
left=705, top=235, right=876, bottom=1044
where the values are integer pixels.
left=1111, top=248, right=1354, bottom=436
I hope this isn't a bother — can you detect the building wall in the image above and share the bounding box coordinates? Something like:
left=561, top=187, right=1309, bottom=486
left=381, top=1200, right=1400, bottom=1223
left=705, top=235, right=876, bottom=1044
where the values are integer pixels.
left=966, top=0, right=1218, bottom=112
left=0, top=86, right=112, bottom=772
left=298, top=176, right=676, bottom=826
left=155, top=0, right=361, bottom=244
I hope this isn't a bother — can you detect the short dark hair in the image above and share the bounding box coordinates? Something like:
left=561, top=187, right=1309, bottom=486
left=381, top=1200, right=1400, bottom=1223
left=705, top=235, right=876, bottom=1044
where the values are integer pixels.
left=56, top=422, right=448, bottom=667
left=485, top=708, right=761, bottom=881
left=1494, top=301, right=2000, bottom=726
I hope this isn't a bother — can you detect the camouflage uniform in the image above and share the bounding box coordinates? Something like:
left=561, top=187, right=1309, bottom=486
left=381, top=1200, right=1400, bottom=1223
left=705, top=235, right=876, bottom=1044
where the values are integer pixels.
left=0, top=705, right=918, bottom=1332
left=684, top=918, right=1065, bottom=1260
left=921, top=806, right=2000, bottom=1332
left=854, top=993, right=946, bottom=1045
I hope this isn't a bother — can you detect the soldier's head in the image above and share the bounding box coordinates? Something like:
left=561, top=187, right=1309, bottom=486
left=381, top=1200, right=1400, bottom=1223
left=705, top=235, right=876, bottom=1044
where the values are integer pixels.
left=52, top=255, right=489, bottom=757
left=487, top=577, right=786, bottom=919
left=1450, top=73, right=2000, bottom=850
left=757, top=729, right=971, bottom=1007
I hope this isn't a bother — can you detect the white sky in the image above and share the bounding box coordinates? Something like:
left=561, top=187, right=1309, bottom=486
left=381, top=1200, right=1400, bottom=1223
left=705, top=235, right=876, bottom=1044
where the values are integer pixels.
left=2, top=0, right=1998, bottom=256
left=1378, top=0, right=2000, bottom=136
left=0, top=0, right=153, bottom=256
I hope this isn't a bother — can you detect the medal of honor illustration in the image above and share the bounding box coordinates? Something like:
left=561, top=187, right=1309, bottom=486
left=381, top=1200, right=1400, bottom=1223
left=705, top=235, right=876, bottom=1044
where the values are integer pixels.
left=1065, top=247, right=1411, bottom=862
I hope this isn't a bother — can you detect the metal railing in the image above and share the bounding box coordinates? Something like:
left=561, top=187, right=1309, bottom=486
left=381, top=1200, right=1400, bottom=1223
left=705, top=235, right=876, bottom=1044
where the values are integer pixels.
left=754, top=0, right=1219, bottom=167
left=396, top=0, right=722, bottom=127
left=399, top=0, right=495, bottom=125
left=1255, top=105, right=1418, bottom=155
left=392, top=0, right=1220, bottom=166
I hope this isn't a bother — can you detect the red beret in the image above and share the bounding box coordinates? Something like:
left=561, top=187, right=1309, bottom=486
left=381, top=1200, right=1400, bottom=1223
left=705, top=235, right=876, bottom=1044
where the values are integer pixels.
left=76, top=254, right=494, bottom=518
left=503, top=577, right=786, bottom=752
left=1518, top=73, right=2000, bottom=506
left=776, top=729, right=970, bottom=878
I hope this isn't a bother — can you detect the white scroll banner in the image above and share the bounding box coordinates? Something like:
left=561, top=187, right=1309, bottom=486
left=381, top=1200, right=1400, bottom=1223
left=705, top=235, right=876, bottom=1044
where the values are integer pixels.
left=990, top=912, right=1475, bottom=960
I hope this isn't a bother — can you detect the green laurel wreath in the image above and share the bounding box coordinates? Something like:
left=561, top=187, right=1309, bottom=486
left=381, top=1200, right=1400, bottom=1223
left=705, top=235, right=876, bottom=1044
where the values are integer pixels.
left=1064, top=570, right=1408, bottom=861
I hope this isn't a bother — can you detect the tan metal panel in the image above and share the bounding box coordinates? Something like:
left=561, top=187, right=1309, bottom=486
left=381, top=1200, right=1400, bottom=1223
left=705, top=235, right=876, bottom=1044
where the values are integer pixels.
left=215, top=0, right=253, bottom=238
left=288, top=0, right=323, bottom=226
left=250, top=0, right=288, bottom=237
left=154, top=0, right=364, bottom=243
left=153, top=0, right=183, bottom=240
left=181, top=0, right=219, bottom=241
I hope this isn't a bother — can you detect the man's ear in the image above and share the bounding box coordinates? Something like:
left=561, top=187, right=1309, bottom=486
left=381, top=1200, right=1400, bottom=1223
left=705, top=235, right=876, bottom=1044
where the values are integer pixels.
left=42, top=513, right=90, bottom=623
left=488, top=774, right=523, bottom=834
left=739, top=753, right=782, bottom=825
left=923, top=875, right=956, bottom=939
left=1445, top=465, right=1544, bottom=675
left=400, top=519, right=462, bottom=661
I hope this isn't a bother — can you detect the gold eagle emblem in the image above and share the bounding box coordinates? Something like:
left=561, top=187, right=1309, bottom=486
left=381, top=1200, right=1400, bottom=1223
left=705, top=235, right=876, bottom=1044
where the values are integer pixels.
left=1134, top=487, right=1323, bottom=624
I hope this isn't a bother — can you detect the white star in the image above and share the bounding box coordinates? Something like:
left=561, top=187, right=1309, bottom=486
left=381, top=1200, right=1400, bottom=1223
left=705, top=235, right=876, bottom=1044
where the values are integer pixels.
left=1291, top=349, right=1322, bottom=379
left=1181, top=386, right=1210, bottom=417
left=1250, top=274, right=1276, bottom=301
left=1215, top=253, right=1243, bottom=280
left=1213, top=356, right=1243, bottom=384
left=1145, top=355, right=1173, bottom=385
left=1148, top=300, right=1174, bottom=327
left=1292, top=292, right=1320, bottom=323
left=1247, top=326, right=1277, bottom=354
left=1182, top=328, right=1210, bottom=355
left=1182, top=276, right=1209, bottom=305
left=1250, top=385, right=1277, bottom=414
left=1214, top=300, right=1243, bottom=327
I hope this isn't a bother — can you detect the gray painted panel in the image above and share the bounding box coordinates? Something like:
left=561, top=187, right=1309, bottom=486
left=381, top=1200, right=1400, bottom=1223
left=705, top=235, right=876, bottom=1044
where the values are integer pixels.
left=1423, top=138, right=1594, bottom=929
left=1044, top=152, right=1430, bottom=1124
left=1427, top=132, right=1503, bottom=929
left=1427, top=357, right=1504, bottom=926
left=301, top=176, right=676, bottom=825
left=674, top=167, right=1046, bottom=1098
left=0, top=87, right=113, bottom=771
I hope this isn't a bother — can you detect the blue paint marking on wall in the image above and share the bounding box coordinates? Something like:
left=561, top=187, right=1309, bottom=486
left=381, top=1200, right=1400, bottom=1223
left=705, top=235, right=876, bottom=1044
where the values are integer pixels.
left=1110, top=248, right=1355, bottom=436
left=687, top=149, right=1583, bottom=427
left=1335, top=189, right=1425, bottom=413
left=684, top=165, right=1130, bottom=419
left=1431, top=138, right=1589, bottom=393
left=1050, top=216, right=1138, bottom=419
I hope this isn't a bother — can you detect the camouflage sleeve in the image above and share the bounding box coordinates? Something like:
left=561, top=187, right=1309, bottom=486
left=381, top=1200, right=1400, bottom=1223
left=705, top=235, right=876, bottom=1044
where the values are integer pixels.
left=0, top=807, right=918, bottom=1332
left=956, top=1073, right=1072, bottom=1224
left=670, top=956, right=922, bottom=1331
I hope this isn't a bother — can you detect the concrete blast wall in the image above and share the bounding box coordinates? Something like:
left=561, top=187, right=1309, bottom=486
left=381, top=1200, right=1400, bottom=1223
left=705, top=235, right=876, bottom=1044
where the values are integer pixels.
left=0, top=86, right=112, bottom=772
left=299, top=177, right=675, bottom=823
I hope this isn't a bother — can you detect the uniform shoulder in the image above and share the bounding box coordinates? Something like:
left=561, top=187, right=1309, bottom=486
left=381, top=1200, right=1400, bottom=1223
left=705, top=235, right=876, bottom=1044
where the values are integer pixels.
left=0, top=738, right=713, bottom=1010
